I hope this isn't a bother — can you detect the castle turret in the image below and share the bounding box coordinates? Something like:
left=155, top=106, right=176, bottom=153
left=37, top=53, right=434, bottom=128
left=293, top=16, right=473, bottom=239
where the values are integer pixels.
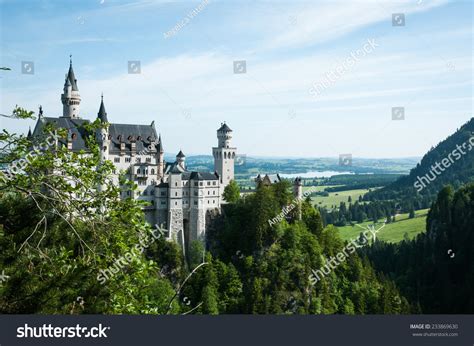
left=96, top=95, right=110, bottom=163
left=97, top=94, right=108, bottom=123
left=157, top=134, right=164, bottom=178
left=212, top=122, right=236, bottom=189
left=176, top=150, right=186, bottom=169
left=61, top=56, right=81, bottom=118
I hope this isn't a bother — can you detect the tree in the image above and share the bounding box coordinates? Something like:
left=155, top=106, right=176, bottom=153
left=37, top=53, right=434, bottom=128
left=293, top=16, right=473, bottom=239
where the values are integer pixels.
left=0, top=107, right=181, bottom=314
left=222, top=180, right=240, bottom=203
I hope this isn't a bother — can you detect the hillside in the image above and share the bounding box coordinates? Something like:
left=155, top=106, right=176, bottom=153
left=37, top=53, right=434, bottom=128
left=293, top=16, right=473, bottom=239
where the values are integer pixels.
left=365, top=117, right=474, bottom=209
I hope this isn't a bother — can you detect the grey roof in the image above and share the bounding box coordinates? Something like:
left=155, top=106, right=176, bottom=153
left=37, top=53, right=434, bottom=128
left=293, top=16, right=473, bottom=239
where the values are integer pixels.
left=33, top=117, right=90, bottom=151
left=189, top=171, right=219, bottom=180
left=176, top=150, right=185, bottom=158
left=165, top=161, right=218, bottom=181
left=217, top=122, right=232, bottom=132
left=108, top=123, right=158, bottom=154
left=66, top=62, right=78, bottom=91
left=32, top=115, right=161, bottom=154
left=97, top=95, right=108, bottom=123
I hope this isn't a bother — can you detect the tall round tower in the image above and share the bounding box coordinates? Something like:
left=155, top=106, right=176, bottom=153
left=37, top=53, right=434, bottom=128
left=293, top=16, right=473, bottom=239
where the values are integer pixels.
left=213, top=122, right=236, bottom=189
left=61, top=56, right=81, bottom=118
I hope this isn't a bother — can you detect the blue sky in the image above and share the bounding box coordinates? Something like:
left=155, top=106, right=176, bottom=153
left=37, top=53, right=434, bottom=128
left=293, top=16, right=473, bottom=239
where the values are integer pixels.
left=0, top=0, right=472, bottom=158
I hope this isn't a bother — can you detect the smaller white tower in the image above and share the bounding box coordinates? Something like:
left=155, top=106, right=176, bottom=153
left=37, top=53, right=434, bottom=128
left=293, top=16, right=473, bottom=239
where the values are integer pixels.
left=61, top=56, right=81, bottom=118
left=176, top=150, right=186, bottom=170
left=96, top=95, right=110, bottom=163
left=213, top=122, right=236, bottom=189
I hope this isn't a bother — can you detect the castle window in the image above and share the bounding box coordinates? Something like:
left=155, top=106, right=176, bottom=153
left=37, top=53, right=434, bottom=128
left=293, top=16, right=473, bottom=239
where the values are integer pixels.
left=175, top=202, right=177, bottom=206
left=194, top=192, right=198, bottom=196
left=151, top=169, right=155, bottom=175
left=146, top=157, right=151, bottom=163
left=213, top=181, right=216, bottom=185
left=199, top=182, right=203, bottom=186
left=144, top=190, right=148, bottom=196
left=118, top=135, right=122, bottom=141
left=161, top=192, right=166, bottom=196
left=207, top=182, right=210, bottom=186
left=175, top=192, right=178, bottom=196
left=128, top=135, right=133, bottom=141
left=137, top=136, right=142, bottom=141
left=161, top=201, right=166, bottom=205
left=136, top=157, right=141, bottom=163
left=208, top=191, right=210, bottom=195
left=114, top=157, right=120, bottom=163
left=213, top=191, right=215, bottom=195
left=108, top=135, right=112, bottom=140
left=175, top=182, right=178, bottom=187
left=194, top=182, right=198, bottom=187
left=194, top=201, right=198, bottom=205
left=213, top=200, right=215, bottom=204
left=137, top=168, right=140, bottom=174
left=151, top=190, right=154, bottom=195
left=71, top=133, right=77, bottom=140
left=208, top=200, right=210, bottom=204
left=125, top=157, right=131, bottom=163
left=224, top=152, right=227, bottom=159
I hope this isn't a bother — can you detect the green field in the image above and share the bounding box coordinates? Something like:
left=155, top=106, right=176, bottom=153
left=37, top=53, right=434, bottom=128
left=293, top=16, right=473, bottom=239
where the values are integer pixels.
left=305, top=186, right=371, bottom=208
left=336, top=209, right=429, bottom=243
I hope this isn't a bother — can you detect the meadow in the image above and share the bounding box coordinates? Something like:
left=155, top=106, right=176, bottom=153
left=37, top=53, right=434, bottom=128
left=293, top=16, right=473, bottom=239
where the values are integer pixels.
left=304, top=186, right=372, bottom=208
left=336, top=209, right=429, bottom=243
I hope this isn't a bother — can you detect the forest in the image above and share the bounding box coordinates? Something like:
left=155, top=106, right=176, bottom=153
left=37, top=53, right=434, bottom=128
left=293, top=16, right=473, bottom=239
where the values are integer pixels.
left=0, top=110, right=472, bottom=315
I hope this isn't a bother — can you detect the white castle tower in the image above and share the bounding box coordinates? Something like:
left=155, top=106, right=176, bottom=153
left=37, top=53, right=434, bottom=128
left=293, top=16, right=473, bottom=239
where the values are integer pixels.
left=61, top=56, right=81, bottom=118
left=96, top=94, right=110, bottom=162
left=213, top=122, right=236, bottom=190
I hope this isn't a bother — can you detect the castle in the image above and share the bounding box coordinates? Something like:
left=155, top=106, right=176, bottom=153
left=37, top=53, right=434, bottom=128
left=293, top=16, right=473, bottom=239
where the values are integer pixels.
left=31, top=59, right=236, bottom=254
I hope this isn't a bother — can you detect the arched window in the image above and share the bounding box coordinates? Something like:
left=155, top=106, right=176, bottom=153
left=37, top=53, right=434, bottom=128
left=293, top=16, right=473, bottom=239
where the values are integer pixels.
left=137, top=168, right=140, bottom=174
left=224, top=152, right=227, bottom=159
left=151, top=169, right=155, bottom=175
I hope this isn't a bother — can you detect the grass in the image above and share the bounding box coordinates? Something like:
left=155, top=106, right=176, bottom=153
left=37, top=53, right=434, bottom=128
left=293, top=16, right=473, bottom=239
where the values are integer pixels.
left=307, top=187, right=372, bottom=208
left=336, top=209, right=429, bottom=243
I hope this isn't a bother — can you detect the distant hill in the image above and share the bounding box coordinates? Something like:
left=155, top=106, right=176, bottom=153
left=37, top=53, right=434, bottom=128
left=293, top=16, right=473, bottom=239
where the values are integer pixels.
left=366, top=117, right=474, bottom=209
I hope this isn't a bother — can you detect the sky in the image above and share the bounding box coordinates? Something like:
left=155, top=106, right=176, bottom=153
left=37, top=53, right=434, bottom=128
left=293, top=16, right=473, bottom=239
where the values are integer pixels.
left=0, top=0, right=472, bottom=158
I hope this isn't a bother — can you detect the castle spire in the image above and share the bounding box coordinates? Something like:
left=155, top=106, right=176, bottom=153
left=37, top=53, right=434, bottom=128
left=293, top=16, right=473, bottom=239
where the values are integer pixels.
left=97, top=93, right=108, bottom=123
left=157, top=133, right=164, bottom=153
left=61, top=56, right=81, bottom=118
